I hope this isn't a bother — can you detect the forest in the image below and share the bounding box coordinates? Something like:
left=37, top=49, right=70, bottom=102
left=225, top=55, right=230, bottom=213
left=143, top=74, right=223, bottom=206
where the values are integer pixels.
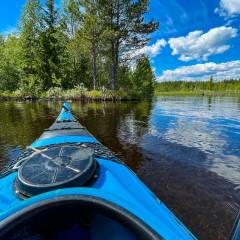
left=155, top=78, right=240, bottom=95
left=0, top=0, right=158, bottom=99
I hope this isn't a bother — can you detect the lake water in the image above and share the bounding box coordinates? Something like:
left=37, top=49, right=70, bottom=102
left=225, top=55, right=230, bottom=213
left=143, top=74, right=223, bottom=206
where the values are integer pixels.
left=0, top=96, right=240, bottom=239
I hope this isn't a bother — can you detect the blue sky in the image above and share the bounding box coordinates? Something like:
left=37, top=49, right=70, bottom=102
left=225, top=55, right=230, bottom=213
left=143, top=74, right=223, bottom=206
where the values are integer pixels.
left=0, top=0, right=240, bottom=81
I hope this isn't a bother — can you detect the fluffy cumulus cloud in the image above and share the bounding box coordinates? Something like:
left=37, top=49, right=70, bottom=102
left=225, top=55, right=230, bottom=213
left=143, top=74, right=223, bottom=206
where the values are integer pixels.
left=130, top=39, right=167, bottom=58
left=168, top=26, right=238, bottom=62
left=158, top=60, right=240, bottom=82
left=215, top=0, right=240, bottom=17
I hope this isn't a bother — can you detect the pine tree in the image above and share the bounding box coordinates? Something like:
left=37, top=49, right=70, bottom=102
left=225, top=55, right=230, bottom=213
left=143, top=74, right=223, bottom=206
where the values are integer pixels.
left=81, top=0, right=99, bottom=90
left=62, top=0, right=84, bottom=88
left=64, top=0, right=104, bottom=89
left=100, top=0, right=158, bottom=90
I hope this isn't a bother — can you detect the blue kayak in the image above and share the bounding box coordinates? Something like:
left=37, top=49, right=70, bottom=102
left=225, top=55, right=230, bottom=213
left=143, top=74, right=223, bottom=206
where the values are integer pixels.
left=0, top=102, right=197, bottom=240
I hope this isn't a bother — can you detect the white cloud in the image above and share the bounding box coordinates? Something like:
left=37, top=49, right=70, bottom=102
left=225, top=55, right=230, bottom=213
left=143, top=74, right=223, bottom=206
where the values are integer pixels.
left=158, top=60, right=240, bottom=82
left=1, top=26, right=17, bottom=37
left=132, top=39, right=167, bottom=58
left=168, top=26, right=238, bottom=62
left=215, top=0, right=240, bottom=17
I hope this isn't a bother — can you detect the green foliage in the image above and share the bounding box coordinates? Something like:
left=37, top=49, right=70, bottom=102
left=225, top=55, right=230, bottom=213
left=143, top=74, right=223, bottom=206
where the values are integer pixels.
left=46, top=87, right=63, bottom=97
left=0, top=35, right=21, bottom=91
left=118, top=65, right=133, bottom=89
left=42, top=87, right=131, bottom=99
left=19, top=0, right=42, bottom=88
left=86, top=90, right=103, bottom=99
left=99, top=0, right=159, bottom=90
left=0, top=0, right=158, bottom=99
left=155, top=79, right=240, bottom=95
left=14, top=85, right=42, bottom=98
left=37, top=0, right=67, bottom=90
left=132, top=56, right=155, bottom=95
left=74, top=83, right=87, bottom=94
left=45, top=83, right=88, bottom=98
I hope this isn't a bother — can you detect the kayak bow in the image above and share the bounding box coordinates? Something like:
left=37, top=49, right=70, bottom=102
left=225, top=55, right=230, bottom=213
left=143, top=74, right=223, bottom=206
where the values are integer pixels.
left=0, top=102, right=197, bottom=240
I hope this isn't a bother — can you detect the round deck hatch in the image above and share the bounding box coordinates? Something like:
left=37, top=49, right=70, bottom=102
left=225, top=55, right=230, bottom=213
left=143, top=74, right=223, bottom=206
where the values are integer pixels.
left=15, top=146, right=96, bottom=197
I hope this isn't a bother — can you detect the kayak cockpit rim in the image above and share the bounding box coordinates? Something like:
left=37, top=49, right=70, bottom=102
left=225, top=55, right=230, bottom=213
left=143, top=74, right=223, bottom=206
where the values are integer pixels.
left=0, top=195, right=163, bottom=240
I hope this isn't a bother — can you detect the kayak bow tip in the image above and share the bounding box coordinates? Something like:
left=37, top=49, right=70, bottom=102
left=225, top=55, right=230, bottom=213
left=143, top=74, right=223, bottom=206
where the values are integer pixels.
left=62, top=102, right=72, bottom=112
left=57, top=102, right=75, bottom=122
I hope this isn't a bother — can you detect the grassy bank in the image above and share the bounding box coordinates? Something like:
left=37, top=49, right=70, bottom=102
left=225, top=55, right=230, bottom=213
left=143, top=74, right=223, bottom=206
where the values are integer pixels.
left=155, top=90, right=240, bottom=96
left=0, top=87, right=145, bottom=101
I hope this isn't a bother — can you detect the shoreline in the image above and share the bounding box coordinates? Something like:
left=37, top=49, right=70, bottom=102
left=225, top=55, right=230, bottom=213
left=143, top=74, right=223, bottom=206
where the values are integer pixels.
left=0, top=91, right=239, bottom=102
left=0, top=88, right=146, bottom=102
left=0, top=95, right=141, bottom=102
left=155, top=90, right=240, bottom=96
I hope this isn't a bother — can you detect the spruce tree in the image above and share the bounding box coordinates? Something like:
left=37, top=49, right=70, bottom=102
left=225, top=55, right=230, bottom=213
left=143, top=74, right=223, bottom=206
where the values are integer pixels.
left=38, top=0, right=66, bottom=90
left=133, top=56, right=155, bottom=95
left=208, top=76, right=214, bottom=91
left=19, top=0, right=42, bottom=89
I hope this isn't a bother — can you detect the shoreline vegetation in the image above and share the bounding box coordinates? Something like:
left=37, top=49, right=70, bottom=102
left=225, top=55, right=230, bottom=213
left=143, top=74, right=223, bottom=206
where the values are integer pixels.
left=0, top=79, right=239, bottom=102
left=155, top=79, right=240, bottom=97
left=0, top=87, right=142, bottom=101
left=155, top=90, right=240, bottom=96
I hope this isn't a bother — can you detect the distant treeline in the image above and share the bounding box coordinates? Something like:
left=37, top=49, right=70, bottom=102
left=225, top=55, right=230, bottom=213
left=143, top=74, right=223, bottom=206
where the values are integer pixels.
left=155, top=79, right=240, bottom=94
left=0, top=0, right=158, bottom=98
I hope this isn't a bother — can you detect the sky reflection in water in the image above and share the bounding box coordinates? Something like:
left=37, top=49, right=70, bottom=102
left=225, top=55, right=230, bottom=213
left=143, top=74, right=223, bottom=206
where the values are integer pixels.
left=144, top=97, right=240, bottom=185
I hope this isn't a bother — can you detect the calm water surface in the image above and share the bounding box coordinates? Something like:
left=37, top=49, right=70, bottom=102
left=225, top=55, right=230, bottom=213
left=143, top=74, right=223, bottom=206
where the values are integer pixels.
left=0, top=96, right=240, bottom=240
